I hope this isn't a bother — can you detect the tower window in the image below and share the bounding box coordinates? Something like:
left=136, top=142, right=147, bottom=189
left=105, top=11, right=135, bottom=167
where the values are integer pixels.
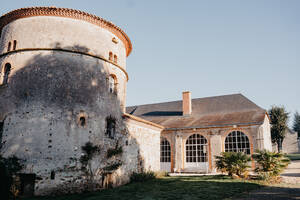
left=109, top=52, right=113, bottom=61
left=108, top=75, right=117, bottom=94
left=105, top=116, right=116, bottom=139
left=7, top=42, right=11, bottom=52
left=13, top=40, right=17, bottom=50
left=50, top=171, right=55, bottom=180
left=2, top=63, right=11, bottom=85
left=114, top=55, right=118, bottom=63
left=79, top=116, right=86, bottom=127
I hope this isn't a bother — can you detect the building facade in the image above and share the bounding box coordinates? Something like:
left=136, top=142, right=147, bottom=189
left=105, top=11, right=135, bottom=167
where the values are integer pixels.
left=0, top=7, right=272, bottom=196
left=127, top=92, right=272, bottom=173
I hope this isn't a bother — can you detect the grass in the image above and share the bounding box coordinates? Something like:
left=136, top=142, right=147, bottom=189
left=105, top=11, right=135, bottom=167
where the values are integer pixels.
left=286, top=154, right=300, bottom=160
left=23, top=175, right=261, bottom=200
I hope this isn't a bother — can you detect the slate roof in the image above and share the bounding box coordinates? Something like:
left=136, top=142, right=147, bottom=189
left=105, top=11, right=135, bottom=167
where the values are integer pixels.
left=126, top=94, right=267, bottom=129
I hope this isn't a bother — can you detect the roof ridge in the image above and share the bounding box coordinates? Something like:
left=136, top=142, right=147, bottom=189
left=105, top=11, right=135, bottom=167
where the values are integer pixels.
left=127, top=93, right=243, bottom=108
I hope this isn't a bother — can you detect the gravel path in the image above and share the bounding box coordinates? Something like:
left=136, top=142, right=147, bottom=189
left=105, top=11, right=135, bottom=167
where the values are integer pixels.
left=234, top=160, right=300, bottom=200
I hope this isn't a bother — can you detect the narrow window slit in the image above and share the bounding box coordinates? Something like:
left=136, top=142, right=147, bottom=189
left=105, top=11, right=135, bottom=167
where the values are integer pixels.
left=2, top=63, right=11, bottom=85
left=13, top=40, right=17, bottom=50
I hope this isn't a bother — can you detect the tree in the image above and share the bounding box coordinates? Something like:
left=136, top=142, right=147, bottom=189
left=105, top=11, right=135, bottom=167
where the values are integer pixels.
left=268, top=106, right=289, bottom=152
left=292, top=111, right=300, bottom=138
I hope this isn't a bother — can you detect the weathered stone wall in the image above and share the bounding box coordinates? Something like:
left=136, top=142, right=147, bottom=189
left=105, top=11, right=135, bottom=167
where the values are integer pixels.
left=0, top=16, right=128, bottom=107
left=272, top=130, right=300, bottom=153
left=0, top=16, right=127, bottom=69
left=0, top=14, right=132, bottom=196
left=125, top=117, right=161, bottom=172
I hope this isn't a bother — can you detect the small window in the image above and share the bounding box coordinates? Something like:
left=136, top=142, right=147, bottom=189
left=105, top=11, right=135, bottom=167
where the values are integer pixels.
left=79, top=116, right=86, bottom=127
left=13, top=40, right=17, bottom=50
left=7, top=42, right=11, bottom=52
left=114, top=55, right=118, bottom=63
left=2, top=63, right=11, bottom=85
left=109, top=52, right=113, bottom=61
left=108, top=75, right=117, bottom=93
left=105, top=116, right=116, bottom=139
left=50, top=171, right=55, bottom=180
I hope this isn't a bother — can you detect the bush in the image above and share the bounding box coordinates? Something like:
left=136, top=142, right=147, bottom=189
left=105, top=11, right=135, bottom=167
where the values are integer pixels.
left=130, top=171, right=156, bottom=182
left=215, top=152, right=251, bottom=177
left=0, top=156, right=24, bottom=200
left=252, top=150, right=290, bottom=180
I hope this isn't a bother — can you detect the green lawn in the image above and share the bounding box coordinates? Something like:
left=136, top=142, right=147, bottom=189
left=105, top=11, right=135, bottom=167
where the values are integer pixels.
left=287, top=154, right=300, bottom=160
left=23, top=175, right=261, bottom=200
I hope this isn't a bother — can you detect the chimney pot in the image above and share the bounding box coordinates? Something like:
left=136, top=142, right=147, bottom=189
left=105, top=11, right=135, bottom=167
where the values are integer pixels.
left=182, top=91, right=192, bottom=115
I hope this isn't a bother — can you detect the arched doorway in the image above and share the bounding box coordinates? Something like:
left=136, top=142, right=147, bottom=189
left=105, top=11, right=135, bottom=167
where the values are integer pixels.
left=185, top=134, right=208, bottom=172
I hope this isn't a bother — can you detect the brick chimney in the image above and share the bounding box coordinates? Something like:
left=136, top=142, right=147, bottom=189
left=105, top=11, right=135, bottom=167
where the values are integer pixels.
left=182, top=91, right=192, bottom=115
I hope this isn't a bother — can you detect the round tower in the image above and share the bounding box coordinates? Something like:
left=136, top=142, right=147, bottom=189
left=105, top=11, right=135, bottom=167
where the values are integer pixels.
left=0, top=7, right=132, bottom=195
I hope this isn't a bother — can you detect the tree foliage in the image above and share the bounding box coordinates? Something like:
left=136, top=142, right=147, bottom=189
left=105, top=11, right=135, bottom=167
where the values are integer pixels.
left=268, top=106, right=289, bottom=152
left=252, top=150, right=290, bottom=180
left=215, top=152, right=251, bottom=177
left=292, top=111, right=300, bottom=138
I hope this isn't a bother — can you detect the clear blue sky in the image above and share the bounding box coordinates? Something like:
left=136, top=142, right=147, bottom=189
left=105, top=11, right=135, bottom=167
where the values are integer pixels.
left=1, top=0, right=299, bottom=123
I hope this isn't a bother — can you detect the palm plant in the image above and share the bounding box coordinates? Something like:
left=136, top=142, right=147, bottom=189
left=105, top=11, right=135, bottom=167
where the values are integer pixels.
left=215, top=152, right=251, bottom=177
left=252, top=150, right=290, bottom=179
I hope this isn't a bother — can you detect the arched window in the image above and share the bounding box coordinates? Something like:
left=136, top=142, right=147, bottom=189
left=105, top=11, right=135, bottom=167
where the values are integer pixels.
left=160, top=138, right=171, bottom=162
left=13, top=40, right=17, bottom=50
left=114, top=55, right=118, bottom=63
left=186, top=134, right=207, bottom=162
left=7, top=42, right=11, bottom=52
left=225, top=131, right=250, bottom=154
left=108, top=75, right=117, bottom=93
left=2, top=63, right=11, bottom=85
left=109, top=52, right=113, bottom=61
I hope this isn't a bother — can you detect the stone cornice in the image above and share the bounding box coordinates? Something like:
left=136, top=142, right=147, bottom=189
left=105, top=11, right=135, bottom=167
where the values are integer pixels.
left=0, top=7, right=132, bottom=56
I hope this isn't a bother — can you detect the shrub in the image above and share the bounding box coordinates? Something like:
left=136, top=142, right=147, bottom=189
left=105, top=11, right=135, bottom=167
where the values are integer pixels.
left=215, top=152, right=251, bottom=177
left=106, top=146, right=123, bottom=159
left=130, top=171, right=156, bottom=182
left=0, top=156, right=24, bottom=200
left=252, top=150, right=290, bottom=180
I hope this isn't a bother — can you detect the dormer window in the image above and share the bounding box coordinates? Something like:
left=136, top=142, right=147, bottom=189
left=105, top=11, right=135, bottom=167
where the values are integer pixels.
left=114, top=55, right=118, bottom=63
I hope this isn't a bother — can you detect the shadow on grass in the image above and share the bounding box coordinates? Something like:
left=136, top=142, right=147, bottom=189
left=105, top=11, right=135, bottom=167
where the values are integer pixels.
left=233, top=184, right=300, bottom=200
left=21, top=175, right=262, bottom=200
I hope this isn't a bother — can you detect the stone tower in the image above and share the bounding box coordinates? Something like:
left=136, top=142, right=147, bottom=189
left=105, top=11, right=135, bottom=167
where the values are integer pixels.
left=0, top=7, right=133, bottom=195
